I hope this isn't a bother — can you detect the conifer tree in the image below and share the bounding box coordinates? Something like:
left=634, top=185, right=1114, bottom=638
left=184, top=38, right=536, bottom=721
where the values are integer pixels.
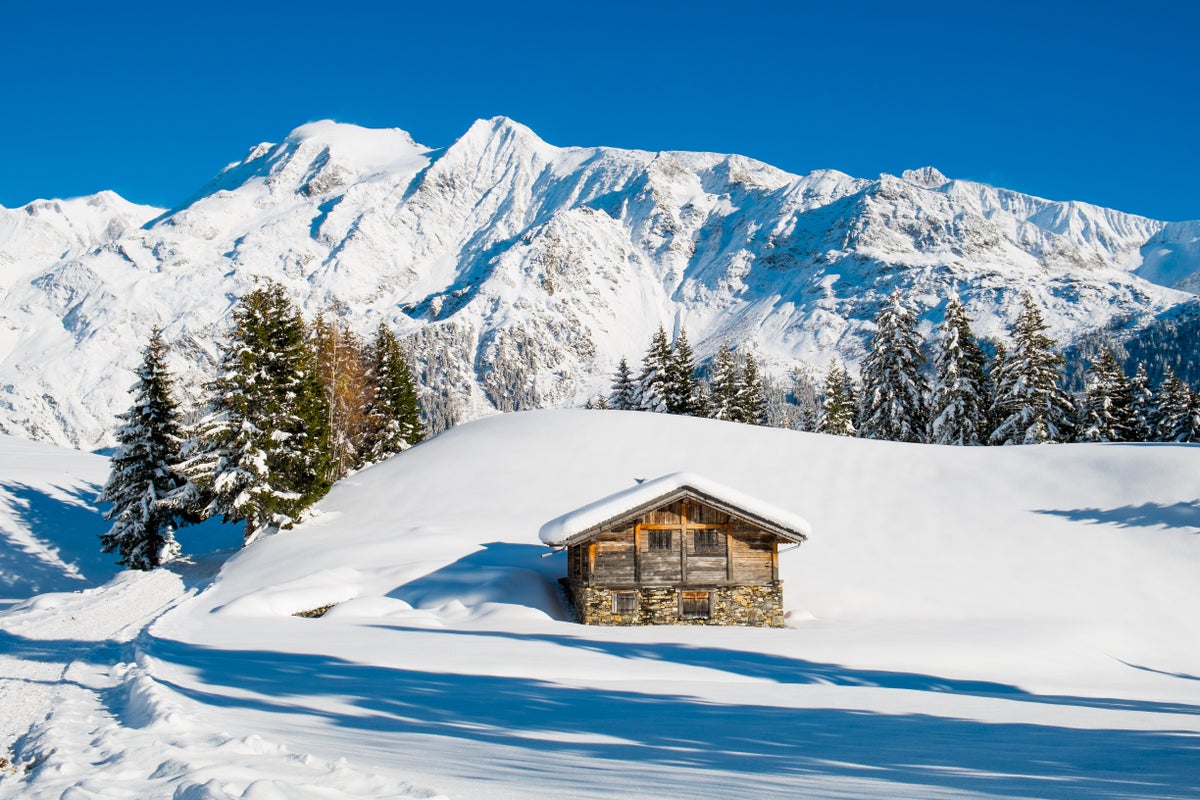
left=1128, top=362, right=1155, bottom=442
left=634, top=325, right=673, bottom=413
left=858, top=290, right=928, bottom=442
left=789, top=367, right=820, bottom=432
left=989, top=294, right=1075, bottom=445
left=364, top=323, right=425, bottom=462
left=665, top=328, right=702, bottom=415
left=99, top=328, right=194, bottom=570
left=736, top=352, right=768, bottom=426
left=188, top=282, right=333, bottom=542
left=929, top=294, right=988, bottom=445
left=608, top=357, right=637, bottom=410
left=314, top=313, right=372, bottom=479
left=817, top=361, right=857, bottom=437
left=708, top=342, right=742, bottom=422
left=1154, top=367, right=1196, bottom=442
left=1077, top=347, right=1134, bottom=442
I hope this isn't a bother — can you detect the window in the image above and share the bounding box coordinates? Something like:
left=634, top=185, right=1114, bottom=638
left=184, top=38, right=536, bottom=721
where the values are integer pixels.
left=680, top=591, right=711, bottom=619
left=693, top=529, right=723, bottom=553
left=648, top=530, right=672, bottom=552
left=612, top=592, right=637, bottom=615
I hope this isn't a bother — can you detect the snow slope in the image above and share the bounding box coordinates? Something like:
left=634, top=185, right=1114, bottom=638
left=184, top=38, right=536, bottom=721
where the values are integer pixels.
left=3, top=118, right=1200, bottom=447
left=3, top=411, right=1197, bottom=799
left=0, top=434, right=118, bottom=603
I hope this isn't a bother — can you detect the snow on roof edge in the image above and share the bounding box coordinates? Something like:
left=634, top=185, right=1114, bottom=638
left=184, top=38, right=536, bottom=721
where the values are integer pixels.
left=538, top=471, right=812, bottom=546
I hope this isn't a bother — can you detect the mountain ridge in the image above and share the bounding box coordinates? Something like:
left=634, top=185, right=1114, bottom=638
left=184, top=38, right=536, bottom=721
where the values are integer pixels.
left=0, top=116, right=1197, bottom=448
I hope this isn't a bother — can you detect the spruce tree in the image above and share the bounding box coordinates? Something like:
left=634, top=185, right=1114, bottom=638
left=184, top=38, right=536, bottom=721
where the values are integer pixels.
left=189, top=282, right=333, bottom=542
left=929, top=294, right=988, bottom=445
left=634, top=326, right=673, bottom=413
left=1128, top=362, right=1155, bottom=443
left=665, top=328, right=702, bottom=415
left=608, top=357, right=637, bottom=410
left=817, top=361, right=857, bottom=437
left=708, top=342, right=742, bottom=422
left=989, top=294, right=1076, bottom=445
left=1154, top=367, right=1196, bottom=442
left=99, top=328, right=194, bottom=570
left=1078, top=347, right=1134, bottom=442
left=736, top=352, right=768, bottom=426
left=365, top=323, right=425, bottom=461
left=858, top=290, right=928, bottom=442
left=789, top=367, right=820, bottom=432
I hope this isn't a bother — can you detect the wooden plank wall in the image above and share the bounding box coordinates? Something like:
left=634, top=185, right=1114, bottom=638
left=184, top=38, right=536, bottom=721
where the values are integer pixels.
left=592, top=526, right=636, bottom=583
left=575, top=498, right=779, bottom=588
left=729, top=523, right=774, bottom=583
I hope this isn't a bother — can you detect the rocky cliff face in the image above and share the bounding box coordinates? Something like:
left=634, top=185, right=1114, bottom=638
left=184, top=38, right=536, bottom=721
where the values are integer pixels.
left=1, top=117, right=1196, bottom=448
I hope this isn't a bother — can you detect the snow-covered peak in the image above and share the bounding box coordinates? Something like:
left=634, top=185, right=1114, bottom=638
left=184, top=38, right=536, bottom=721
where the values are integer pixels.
left=282, top=119, right=430, bottom=174
left=901, top=166, right=949, bottom=188
left=2, top=117, right=1200, bottom=447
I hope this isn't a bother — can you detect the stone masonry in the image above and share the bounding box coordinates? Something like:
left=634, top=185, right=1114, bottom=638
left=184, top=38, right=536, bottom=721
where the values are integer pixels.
left=562, top=580, right=785, bottom=627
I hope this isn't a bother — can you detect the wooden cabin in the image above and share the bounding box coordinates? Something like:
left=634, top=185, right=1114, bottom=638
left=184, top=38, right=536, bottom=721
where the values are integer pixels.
left=538, top=472, right=809, bottom=627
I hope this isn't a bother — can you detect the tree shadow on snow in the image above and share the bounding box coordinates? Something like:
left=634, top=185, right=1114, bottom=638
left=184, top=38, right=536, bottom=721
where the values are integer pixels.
left=142, top=635, right=1200, bottom=800
left=1034, top=500, right=1200, bottom=534
left=0, top=480, right=120, bottom=598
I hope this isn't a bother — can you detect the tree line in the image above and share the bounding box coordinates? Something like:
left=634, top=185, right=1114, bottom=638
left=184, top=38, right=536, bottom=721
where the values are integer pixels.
left=598, top=290, right=1200, bottom=447
left=99, top=281, right=424, bottom=570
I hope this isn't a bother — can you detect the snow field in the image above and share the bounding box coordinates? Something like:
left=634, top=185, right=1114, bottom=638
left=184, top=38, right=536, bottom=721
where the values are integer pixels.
left=2, top=411, right=1199, bottom=798
left=143, top=411, right=1200, bottom=799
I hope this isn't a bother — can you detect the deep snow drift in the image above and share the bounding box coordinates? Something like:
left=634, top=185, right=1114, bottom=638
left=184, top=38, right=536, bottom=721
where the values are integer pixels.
left=2, top=411, right=1199, bottom=799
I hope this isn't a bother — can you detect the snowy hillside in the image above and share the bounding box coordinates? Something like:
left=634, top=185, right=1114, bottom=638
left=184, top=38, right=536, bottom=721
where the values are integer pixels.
left=2, top=118, right=1199, bottom=447
left=2, top=411, right=1198, bottom=798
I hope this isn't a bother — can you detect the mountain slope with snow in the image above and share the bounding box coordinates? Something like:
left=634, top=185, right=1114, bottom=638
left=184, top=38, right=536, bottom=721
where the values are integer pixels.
left=2, top=118, right=1199, bottom=447
left=2, top=411, right=1197, bottom=799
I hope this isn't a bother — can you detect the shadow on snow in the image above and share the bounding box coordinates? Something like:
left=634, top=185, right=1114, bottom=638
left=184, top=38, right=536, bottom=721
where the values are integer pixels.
left=1034, top=500, right=1200, bottom=534
left=138, top=632, right=1200, bottom=800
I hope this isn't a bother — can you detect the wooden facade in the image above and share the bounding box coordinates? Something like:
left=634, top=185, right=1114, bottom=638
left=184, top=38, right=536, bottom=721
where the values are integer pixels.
left=555, top=489, right=805, bottom=627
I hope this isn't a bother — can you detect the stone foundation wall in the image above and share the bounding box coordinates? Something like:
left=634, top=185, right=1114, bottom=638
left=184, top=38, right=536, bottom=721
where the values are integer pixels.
left=562, top=580, right=784, bottom=627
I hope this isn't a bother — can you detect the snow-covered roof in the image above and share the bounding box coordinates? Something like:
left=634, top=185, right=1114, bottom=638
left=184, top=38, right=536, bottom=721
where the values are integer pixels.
left=538, top=471, right=811, bottom=547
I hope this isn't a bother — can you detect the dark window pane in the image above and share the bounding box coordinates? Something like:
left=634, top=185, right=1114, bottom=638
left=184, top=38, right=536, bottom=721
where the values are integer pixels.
left=694, top=529, right=723, bottom=553
left=648, top=530, right=673, bottom=552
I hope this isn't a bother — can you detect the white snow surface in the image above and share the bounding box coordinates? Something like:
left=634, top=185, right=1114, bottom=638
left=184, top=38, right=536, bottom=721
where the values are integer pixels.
left=2, top=410, right=1199, bottom=799
left=538, top=469, right=812, bottom=545
left=3, top=117, right=1200, bottom=447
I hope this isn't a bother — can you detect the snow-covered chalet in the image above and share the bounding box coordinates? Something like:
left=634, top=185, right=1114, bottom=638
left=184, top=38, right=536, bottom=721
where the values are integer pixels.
left=539, top=473, right=809, bottom=627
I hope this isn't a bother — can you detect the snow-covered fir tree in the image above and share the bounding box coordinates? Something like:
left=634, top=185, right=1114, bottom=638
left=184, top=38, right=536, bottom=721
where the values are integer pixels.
left=98, top=328, right=194, bottom=570
left=608, top=357, right=636, bottom=410
left=1128, top=362, right=1155, bottom=442
left=989, top=294, right=1076, bottom=445
left=929, top=294, right=988, bottom=445
left=364, top=323, right=425, bottom=462
left=634, top=326, right=672, bottom=412
left=858, top=290, right=928, bottom=442
left=787, top=366, right=820, bottom=432
left=816, top=361, right=857, bottom=437
left=665, top=328, right=702, bottom=416
left=1153, top=367, right=1196, bottom=442
left=187, top=282, right=333, bottom=542
left=736, top=352, right=768, bottom=426
left=1077, top=347, right=1134, bottom=442
left=708, top=342, right=742, bottom=422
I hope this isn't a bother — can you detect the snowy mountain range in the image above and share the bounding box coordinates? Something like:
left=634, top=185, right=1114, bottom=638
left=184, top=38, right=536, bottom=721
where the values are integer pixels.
left=2, top=117, right=1199, bottom=448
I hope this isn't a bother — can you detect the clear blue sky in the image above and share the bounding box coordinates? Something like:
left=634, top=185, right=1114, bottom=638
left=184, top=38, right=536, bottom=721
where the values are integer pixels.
left=3, top=0, right=1197, bottom=220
